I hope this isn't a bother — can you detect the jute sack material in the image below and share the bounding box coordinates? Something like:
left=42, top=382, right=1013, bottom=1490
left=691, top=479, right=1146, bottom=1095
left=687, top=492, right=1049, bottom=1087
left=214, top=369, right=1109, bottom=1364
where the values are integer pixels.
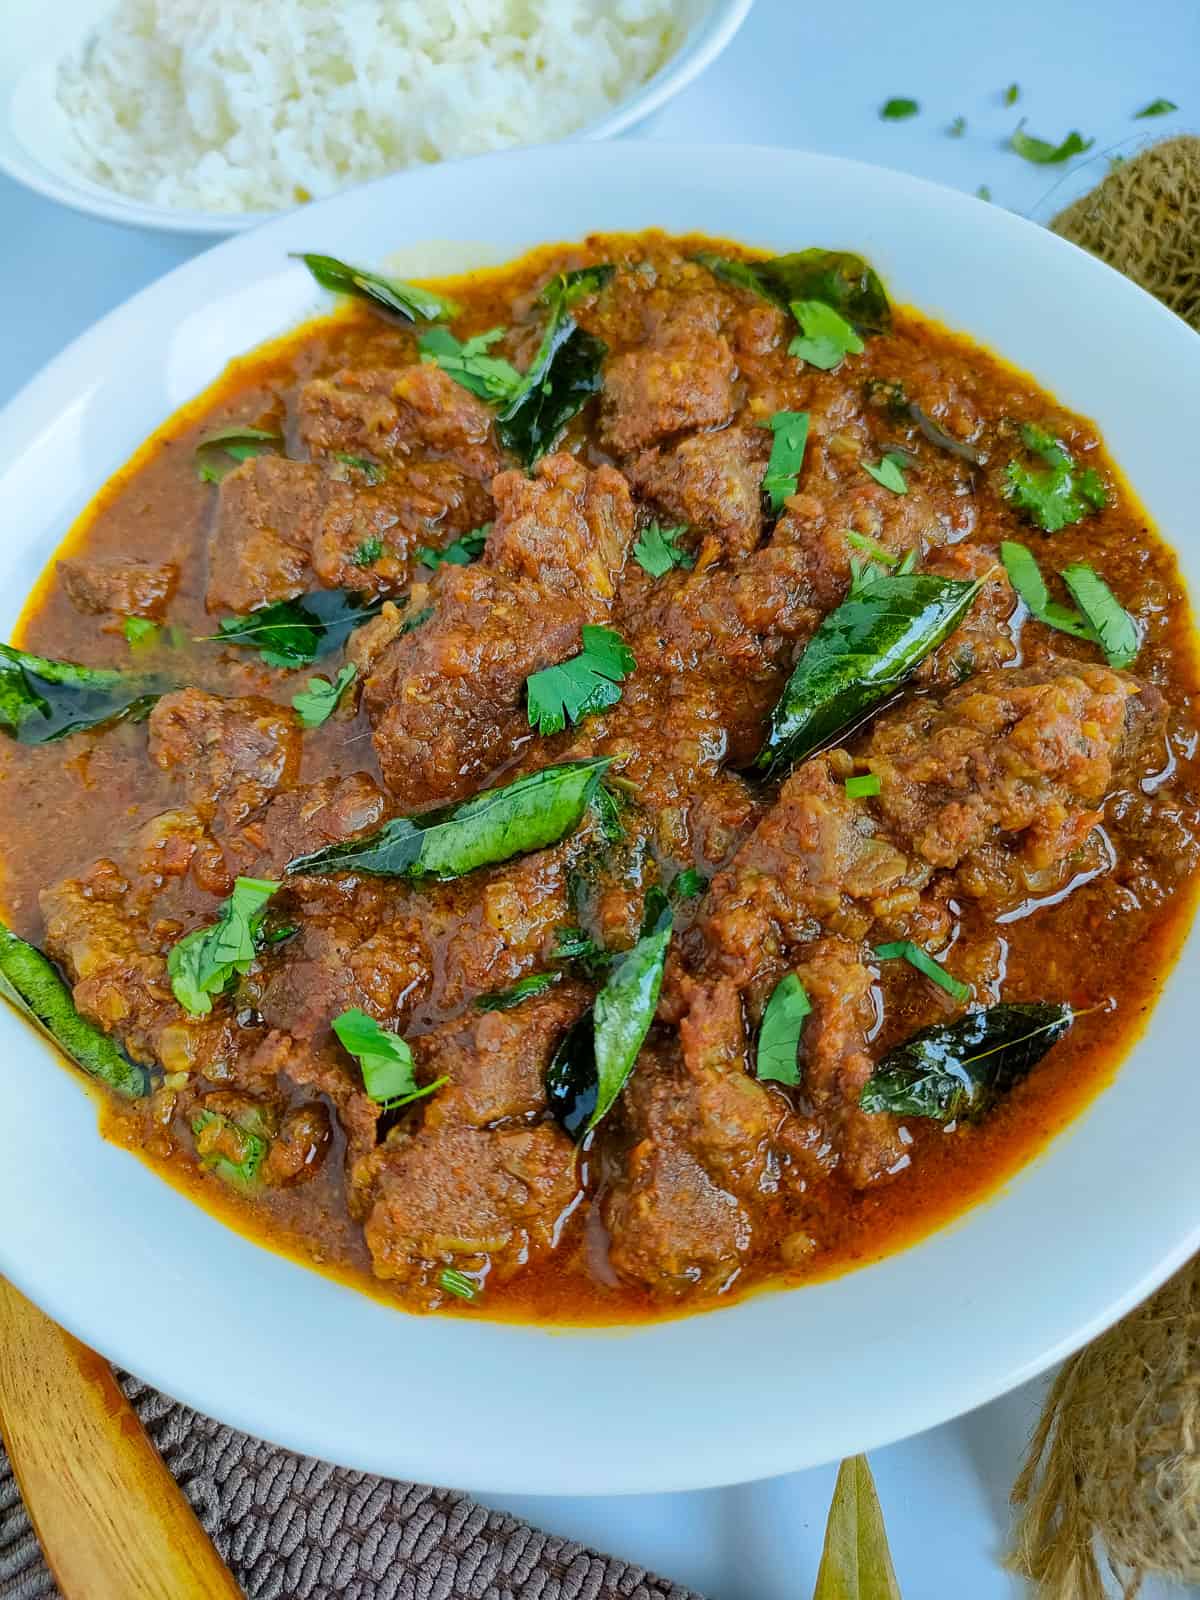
left=3, top=134, right=1200, bottom=1600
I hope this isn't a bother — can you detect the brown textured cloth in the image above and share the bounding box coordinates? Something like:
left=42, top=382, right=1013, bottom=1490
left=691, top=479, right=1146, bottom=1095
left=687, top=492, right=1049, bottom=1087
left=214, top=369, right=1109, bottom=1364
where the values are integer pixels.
left=1, top=1376, right=701, bottom=1599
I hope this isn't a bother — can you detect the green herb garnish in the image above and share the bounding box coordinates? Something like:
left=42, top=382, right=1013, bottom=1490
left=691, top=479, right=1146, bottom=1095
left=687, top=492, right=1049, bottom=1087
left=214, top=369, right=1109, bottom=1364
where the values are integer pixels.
left=526, top=626, right=636, bottom=736
left=204, top=588, right=385, bottom=668
left=845, top=773, right=881, bottom=799
left=495, top=269, right=610, bottom=466
left=670, top=868, right=708, bottom=900
left=588, top=890, right=673, bottom=1133
left=418, top=326, right=523, bottom=404
left=875, top=940, right=971, bottom=1002
left=194, top=425, right=281, bottom=485
left=1003, top=423, right=1107, bottom=532
left=762, top=410, right=811, bottom=511
left=1000, top=541, right=1138, bottom=667
left=788, top=300, right=865, bottom=371
left=439, top=1268, right=479, bottom=1302
left=334, top=453, right=384, bottom=483
left=694, top=249, right=890, bottom=335
left=0, top=644, right=162, bottom=745
left=332, top=1006, right=444, bottom=1109
left=167, top=878, right=280, bottom=1017
left=755, top=973, right=812, bottom=1086
left=191, top=1108, right=268, bottom=1189
left=291, top=662, right=357, bottom=728
left=862, top=453, right=908, bottom=494
left=881, top=98, right=919, bottom=120
left=417, top=526, right=491, bottom=569
left=352, top=537, right=384, bottom=567
left=1135, top=98, right=1177, bottom=118
left=122, top=617, right=160, bottom=649
left=293, top=253, right=457, bottom=322
left=1009, top=123, right=1094, bottom=164
left=1004, top=83, right=1020, bottom=106
left=977, top=184, right=993, bottom=202
left=948, top=115, right=967, bottom=137
left=632, top=521, right=695, bottom=577
left=476, top=971, right=562, bottom=1012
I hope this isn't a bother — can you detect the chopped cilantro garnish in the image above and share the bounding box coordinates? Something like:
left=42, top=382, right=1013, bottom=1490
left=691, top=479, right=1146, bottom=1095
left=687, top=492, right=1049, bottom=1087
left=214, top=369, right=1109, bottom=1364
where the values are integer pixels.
left=331, top=1007, right=446, bottom=1109
left=762, top=410, right=810, bottom=512
left=334, top=453, right=384, bottom=483
left=788, top=300, right=864, bottom=371
left=1003, top=83, right=1020, bottom=106
left=862, top=453, right=908, bottom=494
left=167, top=878, right=280, bottom=1016
left=880, top=98, right=919, bottom=121
left=1003, top=423, right=1107, bottom=532
left=1135, top=98, right=1177, bottom=118
left=755, top=973, right=812, bottom=1085
left=632, top=521, right=695, bottom=577
left=1060, top=563, right=1140, bottom=670
left=418, top=325, right=523, bottom=404
left=122, top=616, right=160, bottom=648
left=875, top=940, right=971, bottom=1003
left=418, top=526, right=491, bottom=569
left=291, top=663, right=357, bottom=729
left=526, top=625, right=636, bottom=736
left=1009, top=122, right=1094, bottom=164
left=976, top=184, right=993, bottom=202
left=670, top=868, right=708, bottom=900
left=948, top=115, right=967, bottom=138
left=439, top=1268, right=479, bottom=1302
left=352, top=537, right=384, bottom=567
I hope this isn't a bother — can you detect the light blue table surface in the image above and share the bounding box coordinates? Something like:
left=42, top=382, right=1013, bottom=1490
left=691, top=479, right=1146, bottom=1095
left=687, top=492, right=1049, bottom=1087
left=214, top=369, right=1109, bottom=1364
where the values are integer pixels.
left=2, top=1, right=1196, bottom=1593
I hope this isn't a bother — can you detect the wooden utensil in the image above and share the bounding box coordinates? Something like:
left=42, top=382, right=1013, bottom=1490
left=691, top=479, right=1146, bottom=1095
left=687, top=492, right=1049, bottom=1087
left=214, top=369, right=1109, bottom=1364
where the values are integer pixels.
left=0, top=1278, right=243, bottom=1599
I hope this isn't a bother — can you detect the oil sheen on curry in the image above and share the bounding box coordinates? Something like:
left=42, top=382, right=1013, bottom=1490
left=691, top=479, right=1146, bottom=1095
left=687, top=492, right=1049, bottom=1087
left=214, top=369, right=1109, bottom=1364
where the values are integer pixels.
left=1, top=234, right=1197, bottom=1324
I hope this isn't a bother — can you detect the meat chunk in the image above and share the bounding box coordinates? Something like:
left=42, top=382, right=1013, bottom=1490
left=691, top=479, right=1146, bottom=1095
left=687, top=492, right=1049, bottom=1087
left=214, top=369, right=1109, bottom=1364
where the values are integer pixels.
left=59, top=556, right=177, bottom=621
left=362, top=1123, right=578, bottom=1298
left=365, top=454, right=635, bottom=806
left=791, top=938, right=904, bottom=1187
left=601, top=305, right=736, bottom=455
left=233, top=772, right=389, bottom=880
left=298, top=365, right=501, bottom=481
left=916, top=543, right=1018, bottom=686
left=148, top=689, right=301, bottom=832
left=207, top=455, right=325, bottom=613
left=628, top=426, right=768, bottom=560
left=866, top=661, right=1138, bottom=873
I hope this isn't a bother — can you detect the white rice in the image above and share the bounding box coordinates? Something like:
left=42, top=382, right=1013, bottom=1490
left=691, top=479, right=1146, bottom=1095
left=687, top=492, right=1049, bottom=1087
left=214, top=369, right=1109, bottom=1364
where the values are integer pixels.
left=55, top=0, right=696, bottom=213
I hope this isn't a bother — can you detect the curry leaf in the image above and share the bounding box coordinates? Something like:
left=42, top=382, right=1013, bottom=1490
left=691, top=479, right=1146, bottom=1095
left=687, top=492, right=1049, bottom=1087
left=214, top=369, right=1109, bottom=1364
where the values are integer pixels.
left=859, top=1002, right=1074, bottom=1121
left=167, top=878, right=280, bottom=1017
left=813, top=1455, right=903, bottom=1600
left=417, top=526, right=491, bottom=569
left=788, top=300, right=865, bottom=370
left=1009, top=122, right=1094, bottom=164
left=526, top=626, right=636, bottom=736
left=0, top=919, right=148, bottom=1098
left=756, top=571, right=982, bottom=774
left=332, top=1007, right=444, bottom=1109
left=755, top=973, right=812, bottom=1085
left=291, top=663, right=357, bottom=728
left=496, top=314, right=607, bottom=466
left=762, top=410, right=811, bottom=511
left=476, top=971, right=562, bottom=1012
left=694, top=250, right=891, bottom=334
left=875, top=940, right=971, bottom=1002
left=589, top=891, right=673, bottom=1133
left=1004, top=423, right=1107, bottom=532
left=632, top=521, right=695, bottom=577
left=0, top=644, right=163, bottom=744
left=194, top=425, right=281, bottom=484
left=287, top=757, right=610, bottom=880
left=545, top=1013, right=598, bottom=1140
left=205, top=588, right=385, bottom=668
left=418, top=326, right=523, bottom=404
left=880, top=97, right=919, bottom=120
left=191, top=1108, right=269, bottom=1188
left=1061, top=564, right=1140, bottom=669
left=293, top=252, right=457, bottom=322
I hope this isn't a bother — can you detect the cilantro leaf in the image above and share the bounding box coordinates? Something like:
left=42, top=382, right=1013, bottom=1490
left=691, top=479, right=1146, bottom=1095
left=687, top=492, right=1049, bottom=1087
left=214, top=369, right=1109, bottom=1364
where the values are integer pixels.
left=191, top=1108, right=268, bottom=1188
left=1060, top=564, right=1140, bottom=669
left=862, top=453, right=908, bottom=494
left=334, top=453, right=385, bottom=484
left=875, top=940, right=971, bottom=1002
left=194, top=425, right=281, bottom=485
left=632, top=521, right=695, bottom=577
left=293, top=253, right=457, bottom=322
left=762, top=410, right=810, bottom=511
left=1004, top=83, right=1020, bottom=106
left=880, top=98, right=919, bottom=120
left=788, top=299, right=865, bottom=370
left=1009, top=122, right=1094, bottom=164
left=122, top=616, right=160, bottom=649
left=669, top=868, right=708, bottom=900
left=537, top=265, right=615, bottom=309
left=352, top=537, right=384, bottom=567
left=1003, top=423, right=1107, bottom=532
left=331, top=1007, right=445, bottom=1109
left=167, top=878, right=280, bottom=1016
left=756, top=973, right=812, bottom=1085
left=1135, top=98, right=1177, bottom=118
left=526, top=626, right=636, bottom=736
left=977, top=185, right=993, bottom=202
left=948, top=115, right=967, bottom=137
left=291, top=663, right=357, bottom=728
left=417, top=525, right=491, bottom=569
left=418, top=326, right=523, bottom=404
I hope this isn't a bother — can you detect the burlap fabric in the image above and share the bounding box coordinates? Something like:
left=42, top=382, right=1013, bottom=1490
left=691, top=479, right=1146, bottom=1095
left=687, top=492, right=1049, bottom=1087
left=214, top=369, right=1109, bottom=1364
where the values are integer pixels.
left=3, top=135, right=1199, bottom=1600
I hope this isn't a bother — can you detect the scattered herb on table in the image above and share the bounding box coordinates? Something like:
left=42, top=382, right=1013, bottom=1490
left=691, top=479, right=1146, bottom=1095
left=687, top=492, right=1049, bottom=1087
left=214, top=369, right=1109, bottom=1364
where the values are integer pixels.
left=762, top=410, right=811, bottom=512
left=1135, top=98, right=1177, bottom=118
left=755, top=973, right=812, bottom=1086
left=862, top=453, right=909, bottom=494
left=293, top=252, right=457, bottom=322
left=287, top=758, right=611, bottom=881
left=526, top=626, right=636, bottom=736
left=813, top=1455, right=903, bottom=1600
left=788, top=300, right=865, bottom=370
left=875, top=939, right=972, bottom=1002
left=1003, top=423, right=1107, bottom=532
left=948, top=115, right=967, bottom=137
left=194, top=425, right=281, bottom=485
left=291, top=662, right=357, bottom=728
left=1003, top=83, right=1020, bottom=106
left=0, top=644, right=163, bottom=745
left=632, top=521, right=695, bottom=577
left=417, top=526, right=491, bottom=569
left=0, top=919, right=148, bottom=1098
left=880, top=97, right=919, bottom=120
left=332, top=1007, right=445, bottom=1109
left=167, top=878, right=281, bottom=1017
left=1009, top=122, right=1094, bottom=164
left=476, top=971, right=563, bottom=1012
left=418, top=326, right=523, bottom=403
left=202, top=588, right=385, bottom=668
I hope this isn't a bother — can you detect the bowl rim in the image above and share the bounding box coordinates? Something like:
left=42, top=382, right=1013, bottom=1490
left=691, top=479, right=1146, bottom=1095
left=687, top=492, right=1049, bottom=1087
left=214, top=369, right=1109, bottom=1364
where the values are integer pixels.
left=0, top=139, right=1198, bottom=1494
left=0, top=0, right=754, bottom=236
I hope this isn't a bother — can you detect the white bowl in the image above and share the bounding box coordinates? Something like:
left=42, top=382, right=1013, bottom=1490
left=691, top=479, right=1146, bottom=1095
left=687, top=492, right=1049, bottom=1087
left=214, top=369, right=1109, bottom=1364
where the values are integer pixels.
left=1, top=142, right=1198, bottom=1495
left=0, top=0, right=753, bottom=235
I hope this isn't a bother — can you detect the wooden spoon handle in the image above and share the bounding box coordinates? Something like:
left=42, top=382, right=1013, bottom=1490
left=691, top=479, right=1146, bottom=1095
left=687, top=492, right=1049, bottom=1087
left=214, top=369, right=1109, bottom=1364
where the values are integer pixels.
left=0, top=1279, right=243, bottom=1600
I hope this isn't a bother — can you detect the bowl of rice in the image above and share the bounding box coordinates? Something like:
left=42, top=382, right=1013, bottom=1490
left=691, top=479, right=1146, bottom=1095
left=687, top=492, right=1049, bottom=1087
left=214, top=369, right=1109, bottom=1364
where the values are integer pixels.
left=0, top=0, right=753, bottom=234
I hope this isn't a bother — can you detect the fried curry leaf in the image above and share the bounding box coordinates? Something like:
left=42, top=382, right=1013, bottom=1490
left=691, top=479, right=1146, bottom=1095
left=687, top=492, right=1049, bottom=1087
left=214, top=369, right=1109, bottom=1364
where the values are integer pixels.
left=0, top=644, right=163, bottom=744
left=476, top=970, right=563, bottom=1012
left=526, top=626, right=636, bottom=736
left=0, top=919, right=148, bottom=1098
left=332, top=1007, right=444, bottom=1109
left=293, top=252, right=457, bottom=322
left=813, top=1455, right=903, bottom=1600
left=788, top=300, right=865, bottom=371
left=865, top=379, right=988, bottom=465
left=762, top=410, right=811, bottom=512
left=168, top=878, right=280, bottom=1017
left=417, top=326, right=523, bottom=403
left=694, top=249, right=891, bottom=335
left=191, top=1108, right=268, bottom=1189
left=194, top=425, right=281, bottom=484
left=1061, top=563, right=1141, bottom=670
left=205, top=588, right=385, bottom=668
left=755, top=973, right=812, bottom=1086
left=1004, top=424, right=1108, bottom=532
left=632, top=521, right=695, bottom=577
left=417, top=525, right=491, bottom=569
left=755, top=571, right=983, bottom=774
left=545, top=1013, right=598, bottom=1139
left=291, top=662, right=357, bottom=728
left=859, top=1002, right=1075, bottom=1121
left=287, top=757, right=611, bottom=881
left=875, top=940, right=971, bottom=1002
left=1009, top=123, right=1094, bottom=164
left=496, top=312, right=607, bottom=467
left=590, top=890, right=673, bottom=1134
